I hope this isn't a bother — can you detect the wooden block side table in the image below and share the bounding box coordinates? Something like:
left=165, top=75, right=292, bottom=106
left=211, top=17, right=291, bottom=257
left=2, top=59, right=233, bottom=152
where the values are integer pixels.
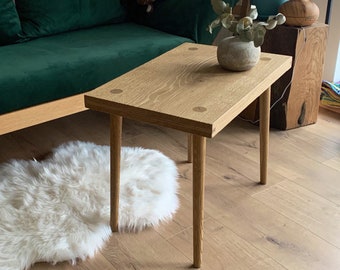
left=241, top=23, right=328, bottom=130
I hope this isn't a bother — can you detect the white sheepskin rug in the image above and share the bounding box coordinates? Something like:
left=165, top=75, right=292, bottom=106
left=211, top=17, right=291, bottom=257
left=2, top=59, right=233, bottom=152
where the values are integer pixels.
left=0, top=141, right=179, bottom=270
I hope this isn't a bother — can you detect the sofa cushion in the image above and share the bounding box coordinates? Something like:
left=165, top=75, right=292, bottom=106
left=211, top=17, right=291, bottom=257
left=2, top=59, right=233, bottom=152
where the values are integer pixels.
left=0, top=0, right=22, bottom=45
left=16, top=0, right=126, bottom=38
left=0, top=23, right=191, bottom=114
left=121, top=0, right=217, bottom=44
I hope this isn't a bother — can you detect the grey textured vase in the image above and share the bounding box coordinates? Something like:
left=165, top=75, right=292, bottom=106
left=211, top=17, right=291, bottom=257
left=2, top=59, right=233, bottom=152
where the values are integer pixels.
left=217, top=36, right=261, bottom=71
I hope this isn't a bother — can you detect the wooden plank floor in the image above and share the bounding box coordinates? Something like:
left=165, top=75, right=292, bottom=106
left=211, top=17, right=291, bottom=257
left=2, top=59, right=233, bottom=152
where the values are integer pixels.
left=1, top=108, right=339, bottom=270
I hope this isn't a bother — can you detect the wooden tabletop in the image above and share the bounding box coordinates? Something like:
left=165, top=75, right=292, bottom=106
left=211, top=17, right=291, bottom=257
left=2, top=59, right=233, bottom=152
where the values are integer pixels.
left=85, top=43, right=292, bottom=138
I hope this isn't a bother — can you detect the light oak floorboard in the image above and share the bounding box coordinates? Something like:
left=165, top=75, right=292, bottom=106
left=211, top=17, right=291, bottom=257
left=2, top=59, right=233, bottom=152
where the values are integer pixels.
left=0, top=108, right=339, bottom=269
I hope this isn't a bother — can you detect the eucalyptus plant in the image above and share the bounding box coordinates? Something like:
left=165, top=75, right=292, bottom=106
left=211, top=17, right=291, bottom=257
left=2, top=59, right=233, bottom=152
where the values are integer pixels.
left=208, top=0, right=286, bottom=47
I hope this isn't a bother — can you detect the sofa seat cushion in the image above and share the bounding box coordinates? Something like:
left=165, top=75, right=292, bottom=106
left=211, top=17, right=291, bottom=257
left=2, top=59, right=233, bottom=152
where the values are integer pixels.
left=16, top=0, right=126, bottom=38
left=0, top=23, right=192, bottom=114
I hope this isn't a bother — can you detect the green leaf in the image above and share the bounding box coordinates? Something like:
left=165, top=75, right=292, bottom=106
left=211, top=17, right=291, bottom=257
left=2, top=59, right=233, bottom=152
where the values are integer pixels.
left=265, top=20, right=277, bottom=30
left=211, top=0, right=228, bottom=15
left=208, top=18, right=222, bottom=33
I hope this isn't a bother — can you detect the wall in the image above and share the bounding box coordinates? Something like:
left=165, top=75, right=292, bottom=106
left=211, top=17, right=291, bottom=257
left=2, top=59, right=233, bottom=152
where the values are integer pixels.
left=314, top=0, right=340, bottom=82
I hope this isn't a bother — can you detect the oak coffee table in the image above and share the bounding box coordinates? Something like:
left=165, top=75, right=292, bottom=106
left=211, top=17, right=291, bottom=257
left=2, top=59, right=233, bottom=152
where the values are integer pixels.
left=84, top=43, right=292, bottom=268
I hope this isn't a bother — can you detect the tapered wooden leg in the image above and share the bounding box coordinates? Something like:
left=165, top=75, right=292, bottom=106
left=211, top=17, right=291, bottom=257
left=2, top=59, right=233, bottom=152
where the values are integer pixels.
left=259, top=88, right=271, bottom=185
left=110, top=114, right=122, bottom=232
left=192, top=135, right=206, bottom=268
left=188, top=134, right=193, bottom=163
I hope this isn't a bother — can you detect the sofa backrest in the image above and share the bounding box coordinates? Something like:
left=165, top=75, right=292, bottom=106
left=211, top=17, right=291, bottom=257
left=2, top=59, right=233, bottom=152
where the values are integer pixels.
left=0, top=0, right=22, bottom=46
left=0, top=0, right=127, bottom=45
left=121, top=0, right=217, bottom=45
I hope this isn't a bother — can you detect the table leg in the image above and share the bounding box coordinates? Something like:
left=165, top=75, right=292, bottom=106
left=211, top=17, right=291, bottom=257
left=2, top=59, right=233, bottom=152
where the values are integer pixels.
left=110, top=114, right=122, bottom=232
left=259, top=87, right=271, bottom=185
left=192, top=135, right=206, bottom=268
left=187, top=134, right=193, bottom=163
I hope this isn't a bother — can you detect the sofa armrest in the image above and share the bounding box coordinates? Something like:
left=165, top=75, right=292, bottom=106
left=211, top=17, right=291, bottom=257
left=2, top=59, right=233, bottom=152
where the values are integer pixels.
left=121, top=0, right=217, bottom=44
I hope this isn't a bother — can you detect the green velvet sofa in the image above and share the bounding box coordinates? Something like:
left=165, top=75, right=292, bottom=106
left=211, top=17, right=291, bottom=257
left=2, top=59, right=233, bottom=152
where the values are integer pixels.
left=0, top=0, right=217, bottom=134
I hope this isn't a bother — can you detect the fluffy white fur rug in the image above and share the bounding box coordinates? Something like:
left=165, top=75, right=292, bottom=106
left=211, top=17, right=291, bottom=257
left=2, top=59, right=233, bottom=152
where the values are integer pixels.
left=0, top=141, right=178, bottom=270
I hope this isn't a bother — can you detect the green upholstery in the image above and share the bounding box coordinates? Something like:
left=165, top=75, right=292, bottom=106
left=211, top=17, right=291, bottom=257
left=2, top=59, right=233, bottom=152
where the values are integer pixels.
left=0, top=23, right=191, bottom=114
left=16, top=0, right=126, bottom=38
left=0, top=0, right=216, bottom=116
left=0, top=0, right=22, bottom=45
left=121, top=0, right=218, bottom=44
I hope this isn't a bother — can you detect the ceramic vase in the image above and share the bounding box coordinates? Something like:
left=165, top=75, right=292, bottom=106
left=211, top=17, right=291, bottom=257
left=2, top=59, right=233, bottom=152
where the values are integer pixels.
left=279, top=0, right=319, bottom=26
left=217, top=36, right=261, bottom=72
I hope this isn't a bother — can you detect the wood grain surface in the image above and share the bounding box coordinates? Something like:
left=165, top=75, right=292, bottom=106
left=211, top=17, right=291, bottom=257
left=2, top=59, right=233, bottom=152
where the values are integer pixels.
left=85, top=43, right=292, bottom=138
